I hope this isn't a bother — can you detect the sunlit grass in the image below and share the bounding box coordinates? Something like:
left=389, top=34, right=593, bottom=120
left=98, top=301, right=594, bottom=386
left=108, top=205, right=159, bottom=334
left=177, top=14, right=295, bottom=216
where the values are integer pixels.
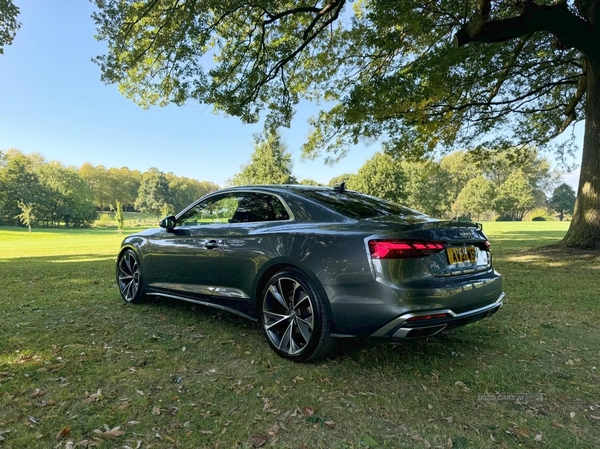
left=0, top=223, right=599, bottom=448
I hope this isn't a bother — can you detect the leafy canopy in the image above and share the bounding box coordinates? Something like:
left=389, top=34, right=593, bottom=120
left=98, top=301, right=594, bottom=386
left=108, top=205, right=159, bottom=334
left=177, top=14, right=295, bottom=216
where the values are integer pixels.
left=230, top=132, right=296, bottom=186
left=135, top=168, right=171, bottom=217
left=93, top=0, right=587, bottom=161
left=550, top=183, right=577, bottom=220
left=347, top=152, right=406, bottom=204
left=0, top=0, right=20, bottom=54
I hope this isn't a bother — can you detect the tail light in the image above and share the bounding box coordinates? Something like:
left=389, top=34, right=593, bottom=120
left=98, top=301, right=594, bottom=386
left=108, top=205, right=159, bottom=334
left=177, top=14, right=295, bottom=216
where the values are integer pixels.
left=368, top=240, right=445, bottom=259
left=475, top=240, right=491, bottom=251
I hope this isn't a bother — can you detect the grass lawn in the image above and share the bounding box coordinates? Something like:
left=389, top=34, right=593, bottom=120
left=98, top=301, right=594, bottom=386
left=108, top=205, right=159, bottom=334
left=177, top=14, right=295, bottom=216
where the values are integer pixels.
left=1, top=222, right=599, bottom=448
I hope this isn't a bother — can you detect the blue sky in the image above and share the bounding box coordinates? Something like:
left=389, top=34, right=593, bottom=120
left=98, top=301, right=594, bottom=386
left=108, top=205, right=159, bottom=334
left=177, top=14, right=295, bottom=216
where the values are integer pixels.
left=0, top=0, right=582, bottom=189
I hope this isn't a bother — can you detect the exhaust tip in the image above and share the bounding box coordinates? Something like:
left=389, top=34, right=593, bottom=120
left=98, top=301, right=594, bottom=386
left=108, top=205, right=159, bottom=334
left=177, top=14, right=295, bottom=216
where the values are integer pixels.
left=392, top=324, right=447, bottom=339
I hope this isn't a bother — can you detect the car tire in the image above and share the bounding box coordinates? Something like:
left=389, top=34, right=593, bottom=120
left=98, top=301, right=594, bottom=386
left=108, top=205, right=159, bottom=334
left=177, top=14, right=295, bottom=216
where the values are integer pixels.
left=117, top=249, right=146, bottom=304
left=260, top=268, right=334, bottom=362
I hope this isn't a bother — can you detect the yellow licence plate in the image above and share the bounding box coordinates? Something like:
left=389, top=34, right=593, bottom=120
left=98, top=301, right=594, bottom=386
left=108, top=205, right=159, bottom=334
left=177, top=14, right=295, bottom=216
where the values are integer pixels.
left=446, top=246, right=476, bottom=264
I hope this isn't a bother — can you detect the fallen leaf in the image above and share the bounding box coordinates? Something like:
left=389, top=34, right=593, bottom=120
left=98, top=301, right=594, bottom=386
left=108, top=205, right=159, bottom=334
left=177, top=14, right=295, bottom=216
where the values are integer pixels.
left=83, top=389, right=103, bottom=403
left=152, top=406, right=161, bottom=415
left=454, top=381, right=471, bottom=393
left=324, top=420, right=335, bottom=429
left=303, top=407, right=315, bottom=417
left=93, top=426, right=124, bottom=439
left=570, top=412, right=576, bottom=419
left=30, top=388, right=45, bottom=398
left=514, top=428, right=529, bottom=438
left=267, top=424, right=280, bottom=436
left=65, top=441, right=74, bottom=449
left=56, top=427, right=71, bottom=439
left=250, top=434, right=268, bottom=448
left=565, top=359, right=575, bottom=366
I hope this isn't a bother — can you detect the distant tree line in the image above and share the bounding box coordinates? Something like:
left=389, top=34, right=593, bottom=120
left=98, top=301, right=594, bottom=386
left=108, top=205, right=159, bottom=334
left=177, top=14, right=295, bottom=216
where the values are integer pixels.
left=0, top=149, right=219, bottom=228
left=232, top=133, right=575, bottom=221
left=326, top=149, right=575, bottom=221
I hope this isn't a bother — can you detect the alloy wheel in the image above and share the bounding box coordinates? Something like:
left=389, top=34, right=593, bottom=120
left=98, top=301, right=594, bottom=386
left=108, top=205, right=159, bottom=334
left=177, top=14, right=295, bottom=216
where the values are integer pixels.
left=262, top=277, right=314, bottom=355
left=118, top=251, right=141, bottom=302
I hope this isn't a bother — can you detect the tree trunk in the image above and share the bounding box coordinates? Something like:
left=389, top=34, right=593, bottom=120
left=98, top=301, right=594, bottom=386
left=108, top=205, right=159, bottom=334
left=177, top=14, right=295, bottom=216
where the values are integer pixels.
left=563, top=57, right=600, bottom=249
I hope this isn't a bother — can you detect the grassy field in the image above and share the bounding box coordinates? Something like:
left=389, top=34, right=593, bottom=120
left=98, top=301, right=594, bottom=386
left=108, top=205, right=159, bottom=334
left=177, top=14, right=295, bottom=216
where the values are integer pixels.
left=94, top=212, right=159, bottom=228
left=1, top=222, right=599, bottom=448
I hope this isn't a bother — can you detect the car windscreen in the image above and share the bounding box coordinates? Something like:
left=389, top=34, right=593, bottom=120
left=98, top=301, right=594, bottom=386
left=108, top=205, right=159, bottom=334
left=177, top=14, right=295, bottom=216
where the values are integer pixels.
left=300, top=189, right=429, bottom=220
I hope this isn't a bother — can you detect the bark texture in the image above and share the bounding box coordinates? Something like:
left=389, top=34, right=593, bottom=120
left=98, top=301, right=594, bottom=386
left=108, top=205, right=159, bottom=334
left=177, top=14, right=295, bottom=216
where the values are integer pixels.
left=563, top=56, right=600, bottom=249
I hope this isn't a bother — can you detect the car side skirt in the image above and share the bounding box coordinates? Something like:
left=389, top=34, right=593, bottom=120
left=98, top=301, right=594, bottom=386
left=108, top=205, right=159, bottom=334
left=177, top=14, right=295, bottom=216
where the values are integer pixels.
left=146, top=291, right=257, bottom=321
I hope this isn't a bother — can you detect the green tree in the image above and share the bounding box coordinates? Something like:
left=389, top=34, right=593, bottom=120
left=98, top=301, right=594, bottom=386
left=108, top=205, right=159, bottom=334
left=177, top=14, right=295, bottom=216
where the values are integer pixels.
left=439, top=152, right=483, bottom=211
left=115, top=200, right=125, bottom=232
left=166, top=173, right=218, bottom=212
left=135, top=168, right=171, bottom=218
left=93, top=0, right=600, bottom=248
left=349, top=153, right=406, bottom=204
left=494, top=171, right=536, bottom=221
left=0, top=150, right=44, bottom=225
left=15, top=201, right=34, bottom=233
left=0, top=0, right=20, bottom=55
left=79, top=163, right=111, bottom=211
left=453, top=177, right=496, bottom=220
left=550, top=183, right=577, bottom=221
left=230, top=133, right=296, bottom=186
left=37, top=162, right=97, bottom=227
left=298, top=179, right=322, bottom=186
left=402, top=160, right=452, bottom=217
left=327, top=174, right=352, bottom=188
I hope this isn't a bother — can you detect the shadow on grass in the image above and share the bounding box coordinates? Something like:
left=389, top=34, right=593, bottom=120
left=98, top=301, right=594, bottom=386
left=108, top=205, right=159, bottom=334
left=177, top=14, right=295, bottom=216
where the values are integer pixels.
left=1, top=252, right=509, bottom=371
left=0, top=225, right=148, bottom=236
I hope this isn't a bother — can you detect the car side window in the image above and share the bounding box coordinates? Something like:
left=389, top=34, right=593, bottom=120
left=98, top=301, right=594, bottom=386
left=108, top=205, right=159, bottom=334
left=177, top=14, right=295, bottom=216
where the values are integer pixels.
left=177, top=194, right=239, bottom=226
left=230, top=193, right=290, bottom=223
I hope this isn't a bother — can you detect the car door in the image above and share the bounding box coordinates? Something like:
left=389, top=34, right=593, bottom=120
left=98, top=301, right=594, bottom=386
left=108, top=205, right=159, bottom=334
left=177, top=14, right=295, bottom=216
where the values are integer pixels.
left=218, top=192, right=293, bottom=315
left=147, top=193, right=239, bottom=297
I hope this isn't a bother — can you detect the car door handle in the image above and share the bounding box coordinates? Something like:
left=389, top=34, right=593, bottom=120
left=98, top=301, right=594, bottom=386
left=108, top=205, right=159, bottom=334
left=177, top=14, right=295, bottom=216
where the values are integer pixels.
left=204, top=240, right=221, bottom=250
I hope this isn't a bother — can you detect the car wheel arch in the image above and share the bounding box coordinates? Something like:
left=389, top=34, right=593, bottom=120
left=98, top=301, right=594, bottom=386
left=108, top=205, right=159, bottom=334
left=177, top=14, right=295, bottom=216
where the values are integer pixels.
left=117, top=245, right=148, bottom=287
left=252, top=259, right=334, bottom=324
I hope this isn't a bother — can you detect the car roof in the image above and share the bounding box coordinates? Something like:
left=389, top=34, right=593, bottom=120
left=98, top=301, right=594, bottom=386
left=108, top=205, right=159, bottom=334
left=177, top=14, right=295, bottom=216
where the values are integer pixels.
left=221, top=184, right=335, bottom=194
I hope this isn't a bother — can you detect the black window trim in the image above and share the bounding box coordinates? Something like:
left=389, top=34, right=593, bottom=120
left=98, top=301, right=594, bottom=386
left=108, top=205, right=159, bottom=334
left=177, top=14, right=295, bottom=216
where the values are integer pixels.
left=227, top=191, right=295, bottom=224
left=175, top=190, right=295, bottom=225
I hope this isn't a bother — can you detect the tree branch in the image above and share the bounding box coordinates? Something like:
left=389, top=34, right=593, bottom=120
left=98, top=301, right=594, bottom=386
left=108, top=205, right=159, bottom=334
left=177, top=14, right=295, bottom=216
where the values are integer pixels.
left=487, top=35, right=530, bottom=103
left=454, top=1, right=596, bottom=57
left=263, top=6, right=321, bottom=25
left=554, top=60, right=587, bottom=136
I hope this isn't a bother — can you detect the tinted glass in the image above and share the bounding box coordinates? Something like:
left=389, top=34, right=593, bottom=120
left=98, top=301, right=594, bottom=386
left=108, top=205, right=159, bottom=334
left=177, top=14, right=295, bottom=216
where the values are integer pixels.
left=300, top=189, right=428, bottom=220
left=177, top=194, right=239, bottom=226
left=230, top=193, right=290, bottom=223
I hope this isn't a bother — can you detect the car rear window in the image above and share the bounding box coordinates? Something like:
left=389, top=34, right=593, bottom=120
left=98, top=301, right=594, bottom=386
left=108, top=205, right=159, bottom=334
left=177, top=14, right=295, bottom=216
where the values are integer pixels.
left=300, top=189, right=428, bottom=220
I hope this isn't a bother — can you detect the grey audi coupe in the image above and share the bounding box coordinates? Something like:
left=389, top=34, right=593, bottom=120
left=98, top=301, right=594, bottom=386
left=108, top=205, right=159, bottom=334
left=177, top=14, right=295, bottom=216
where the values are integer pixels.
left=117, top=185, right=504, bottom=362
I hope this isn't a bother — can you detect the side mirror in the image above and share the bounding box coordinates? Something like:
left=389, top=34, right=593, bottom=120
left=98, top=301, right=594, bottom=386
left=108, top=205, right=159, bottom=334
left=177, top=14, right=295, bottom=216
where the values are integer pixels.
left=159, top=215, right=176, bottom=230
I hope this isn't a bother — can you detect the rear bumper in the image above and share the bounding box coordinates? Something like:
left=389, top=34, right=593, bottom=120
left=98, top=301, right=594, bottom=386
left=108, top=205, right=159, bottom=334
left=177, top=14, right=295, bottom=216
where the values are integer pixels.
left=327, top=269, right=503, bottom=336
left=371, top=292, right=504, bottom=339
